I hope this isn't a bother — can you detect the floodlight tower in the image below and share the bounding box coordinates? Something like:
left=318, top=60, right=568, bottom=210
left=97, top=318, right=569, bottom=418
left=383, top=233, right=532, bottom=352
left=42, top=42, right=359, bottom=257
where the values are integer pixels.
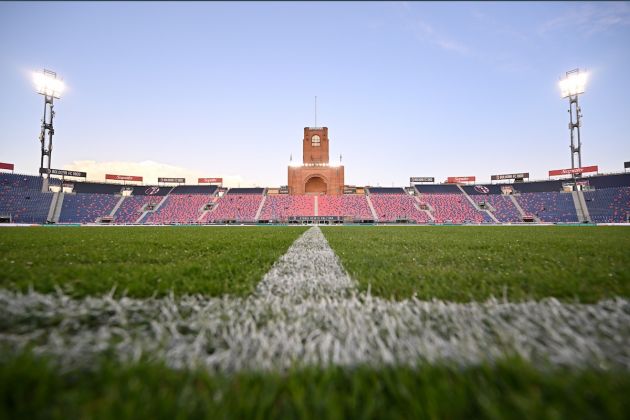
left=559, top=68, right=587, bottom=169
left=33, top=69, right=64, bottom=191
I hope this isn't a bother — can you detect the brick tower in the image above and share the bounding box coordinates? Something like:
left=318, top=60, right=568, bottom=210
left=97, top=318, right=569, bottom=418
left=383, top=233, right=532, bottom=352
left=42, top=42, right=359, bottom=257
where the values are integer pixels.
left=288, top=127, right=344, bottom=195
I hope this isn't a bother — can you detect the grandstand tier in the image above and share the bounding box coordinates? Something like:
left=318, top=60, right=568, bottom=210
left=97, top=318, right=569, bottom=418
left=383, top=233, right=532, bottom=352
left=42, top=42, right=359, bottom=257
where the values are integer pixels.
left=1, top=172, right=629, bottom=224
left=259, top=195, right=315, bottom=221
left=203, top=194, right=264, bottom=222
left=0, top=173, right=55, bottom=224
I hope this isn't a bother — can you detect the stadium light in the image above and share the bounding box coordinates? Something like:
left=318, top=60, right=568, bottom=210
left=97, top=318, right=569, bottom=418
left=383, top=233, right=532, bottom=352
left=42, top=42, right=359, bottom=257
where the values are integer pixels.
left=559, top=69, right=586, bottom=170
left=33, top=69, right=64, bottom=194
left=559, top=70, right=587, bottom=98
left=33, top=69, right=65, bottom=99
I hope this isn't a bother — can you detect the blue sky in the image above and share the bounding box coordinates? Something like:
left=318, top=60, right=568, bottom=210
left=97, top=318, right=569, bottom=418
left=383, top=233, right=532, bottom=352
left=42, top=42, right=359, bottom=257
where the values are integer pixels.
left=1, top=1, right=629, bottom=187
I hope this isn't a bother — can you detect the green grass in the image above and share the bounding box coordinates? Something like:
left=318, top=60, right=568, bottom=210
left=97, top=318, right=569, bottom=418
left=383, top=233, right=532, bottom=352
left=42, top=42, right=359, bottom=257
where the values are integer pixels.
left=1, top=353, right=629, bottom=420
left=323, top=226, right=630, bottom=302
left=0, top=226, right=307, bottom=298
left=2, top=225, right=629, bottom=417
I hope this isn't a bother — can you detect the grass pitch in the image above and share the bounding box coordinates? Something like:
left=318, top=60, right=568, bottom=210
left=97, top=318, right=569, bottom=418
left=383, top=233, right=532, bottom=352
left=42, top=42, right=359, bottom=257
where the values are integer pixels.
left=2, top=354, right=630, bottom=420
left=0, top=226, right=307, bottom=297
left=323, top=226, right=630, bottom=302
left=1, top=225, right=629, bottom=418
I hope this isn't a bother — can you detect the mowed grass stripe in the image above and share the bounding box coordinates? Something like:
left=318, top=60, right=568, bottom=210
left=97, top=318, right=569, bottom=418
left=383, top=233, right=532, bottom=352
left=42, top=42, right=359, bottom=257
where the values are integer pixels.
left=0, top=226, right=308, bottom=298
left=322, top=226, right=630, bottom=302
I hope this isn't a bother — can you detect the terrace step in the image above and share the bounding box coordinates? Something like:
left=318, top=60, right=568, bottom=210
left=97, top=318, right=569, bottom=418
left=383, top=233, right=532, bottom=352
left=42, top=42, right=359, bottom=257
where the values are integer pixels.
left=136, top=195, right=169, bottom=224
left=314, top=195, right=319, bottom=216
left=365, top=195, right=378, bottom=221
left=510, top=194, right=541, bottom=223
left=457, top=185, right=498, bottom=223
left=200, top=197, right=222, bottom=222
left=47, top=192, right=59, bottom=223
left=52, top=192, right=64, bottom=223
left=456, top=185, right=481, bottom=209
left=571, top=190, right=591, bottom=223
left=414, top=196, right=436, bottom=221
left=255, top=194, right=267, bottom=221
left=484, top=209, right=500, bottom=223
left=109, top=196, right=126, bottom=217
left=577, top=190, right=592, bottom=223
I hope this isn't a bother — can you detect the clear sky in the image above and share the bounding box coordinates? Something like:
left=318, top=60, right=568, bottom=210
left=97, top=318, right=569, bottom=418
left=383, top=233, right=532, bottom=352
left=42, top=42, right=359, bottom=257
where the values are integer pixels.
left=1, top=1, right=629, bottom=187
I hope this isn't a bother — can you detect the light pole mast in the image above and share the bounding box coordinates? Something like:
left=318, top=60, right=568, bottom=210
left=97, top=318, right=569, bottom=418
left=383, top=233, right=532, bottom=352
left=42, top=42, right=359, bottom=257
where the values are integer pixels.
left=560, top=68, right=587, bottom=169
left=33, top=69, right=64, bottom=192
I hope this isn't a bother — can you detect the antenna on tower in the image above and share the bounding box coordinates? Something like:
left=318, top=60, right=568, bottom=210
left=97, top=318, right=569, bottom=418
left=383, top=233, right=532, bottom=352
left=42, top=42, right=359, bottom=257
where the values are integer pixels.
left=314, top=96, right=317, bottom=128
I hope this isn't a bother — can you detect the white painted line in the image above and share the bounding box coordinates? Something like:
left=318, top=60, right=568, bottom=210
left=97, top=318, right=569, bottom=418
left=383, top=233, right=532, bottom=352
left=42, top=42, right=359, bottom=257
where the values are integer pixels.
left=1, top=290, right=629, bottom=372
left=256, top=227, right=356, bottom=299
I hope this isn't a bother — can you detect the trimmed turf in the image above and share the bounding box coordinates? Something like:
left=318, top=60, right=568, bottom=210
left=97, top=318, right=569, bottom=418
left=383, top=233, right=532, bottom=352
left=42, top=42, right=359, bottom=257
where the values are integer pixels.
left=0, top=226, right=307, bottom=298
left=1, top=354, right=629, bottom=420
left=323, top=226, right=630, bottom=302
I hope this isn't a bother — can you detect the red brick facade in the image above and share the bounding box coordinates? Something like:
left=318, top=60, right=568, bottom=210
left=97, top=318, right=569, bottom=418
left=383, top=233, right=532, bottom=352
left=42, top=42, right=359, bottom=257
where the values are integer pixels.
left=288, top=127, right=345, bottom=195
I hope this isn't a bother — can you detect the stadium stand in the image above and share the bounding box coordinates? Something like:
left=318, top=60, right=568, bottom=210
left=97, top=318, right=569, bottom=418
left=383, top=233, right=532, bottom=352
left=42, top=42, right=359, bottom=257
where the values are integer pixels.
left=367, top=187, right=406, bottom=194
left=515, top=192, right=578, bottom=222
left=170, top=185, right=218, bottom=195
left=583, top=187, right=630, bottom=223
left=369, top=193, right=430, bottom=223
left=114, top=195, right=163, bottom=223
left=585, top=173, right=630, bottom=189
left=511, top=180, right=564, bottom=193
left=2, top=171, right=629, bottom=225
left=420, top=193, right=486, bottom=223
left=226, top=188, right=265, bottom=195
left=259, top=195, right=315, bottom=221
left=130, top=185, right=172, bottom=196
left=461, top=184, right=505, bottom=195
left=59, top=193, right=120, bottom=223
left=144, top=194, right=215, bottom=224
left=0, top=173, right=54, bottom=223
left=415, top=184, right=461, bottom=194
left=472, top=194, right=522, bottom=223
left=71, top=182, right=122, bottom=195
left=318, top=195, right=373, bottom=219
left=204, top=194, right=264, bottom=222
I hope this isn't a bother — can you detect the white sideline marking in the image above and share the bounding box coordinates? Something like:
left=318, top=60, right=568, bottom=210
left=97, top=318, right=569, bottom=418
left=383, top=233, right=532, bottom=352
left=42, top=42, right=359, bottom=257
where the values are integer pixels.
left=1, top=226, right=629, bottom=372
left=1, top=291, right=629, bottom=372
left=256, top=227, right=356, bottom=298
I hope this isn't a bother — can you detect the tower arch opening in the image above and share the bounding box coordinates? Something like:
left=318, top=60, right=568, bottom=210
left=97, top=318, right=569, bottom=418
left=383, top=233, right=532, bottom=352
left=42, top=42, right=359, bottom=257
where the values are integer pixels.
left=305, top=176, right=327, bottom=195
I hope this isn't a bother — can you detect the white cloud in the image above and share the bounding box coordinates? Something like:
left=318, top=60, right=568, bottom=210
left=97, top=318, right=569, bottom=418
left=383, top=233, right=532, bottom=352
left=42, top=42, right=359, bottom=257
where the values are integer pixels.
left=409, top=17, right=472, bottom=56
left=539, top=3, right=630, bottom=37
left=62, top=160, right=247, bottom=188
left=393, top=3, right=473, bottom=56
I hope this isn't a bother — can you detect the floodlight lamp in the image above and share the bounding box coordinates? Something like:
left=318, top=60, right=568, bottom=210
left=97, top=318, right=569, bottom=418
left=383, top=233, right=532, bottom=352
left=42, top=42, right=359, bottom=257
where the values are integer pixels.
left=559, top=70, right=587, bottom=98
left=33, top=69, right=65, bottom=99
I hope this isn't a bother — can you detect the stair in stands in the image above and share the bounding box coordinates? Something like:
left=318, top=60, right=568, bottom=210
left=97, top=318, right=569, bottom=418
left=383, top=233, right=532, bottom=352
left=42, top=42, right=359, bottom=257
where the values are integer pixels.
left=456, top=185, right=499, bottom=223
left=509, top=194, right=541, bottom=223
left=51, top=192, right=64, bottom=223
left=571, top=191, right=586, bottom=222
left=577, top=190, right=592, bottom=223
left=47, top=192, right=59, bottom=223
left=255, top=194, right=267, bottom=221
left=365, top=194, right=378, bottom=221
left=414, top=196, right=435, bottom=222
left=199, top=197, right=220, bottom=222
left=109, top=196, right=126, bottom=217
left=135, top=195, right=169, bottom=224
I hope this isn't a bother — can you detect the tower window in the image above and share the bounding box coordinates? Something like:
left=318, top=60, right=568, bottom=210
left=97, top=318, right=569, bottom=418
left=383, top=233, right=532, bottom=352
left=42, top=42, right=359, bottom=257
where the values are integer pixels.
left=312, top=135, right=321, bottom=147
